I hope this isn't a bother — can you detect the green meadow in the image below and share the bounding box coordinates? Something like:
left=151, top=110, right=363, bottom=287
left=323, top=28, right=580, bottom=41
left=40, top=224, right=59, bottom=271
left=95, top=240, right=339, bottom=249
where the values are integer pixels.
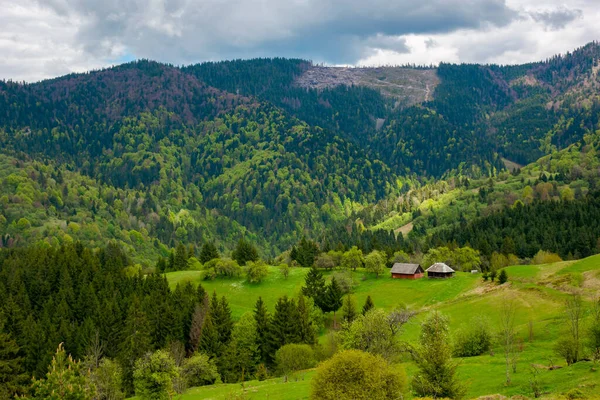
left=157, top=255, right=600, bottom=399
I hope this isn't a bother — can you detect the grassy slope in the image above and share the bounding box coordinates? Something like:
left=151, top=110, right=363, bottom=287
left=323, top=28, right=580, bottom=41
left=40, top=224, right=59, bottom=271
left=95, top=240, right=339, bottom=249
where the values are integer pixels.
left=161, top=256, right=600, bottom=399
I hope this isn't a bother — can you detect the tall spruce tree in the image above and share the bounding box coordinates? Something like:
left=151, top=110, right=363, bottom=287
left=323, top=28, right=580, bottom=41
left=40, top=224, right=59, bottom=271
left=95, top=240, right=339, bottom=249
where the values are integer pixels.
left=296, top=295, right=316, bottom=345
left=0, top=327, right=27, bottom=398
left=323, top=277, right=343, bottom=318
left=253, top=297, right=272, bottom=365
left=269, top=296, right=300, bottom=352
left=341, top=295, right=358, bottom=324
left=302, top=266, right=326, bottom=310
left=199, top=242, right=220, bottom=264
left=119, top=296, right=152, bottom=395
left=232, top=238, right=259, bottom=266
left=174, top=243, right=188, bottom=271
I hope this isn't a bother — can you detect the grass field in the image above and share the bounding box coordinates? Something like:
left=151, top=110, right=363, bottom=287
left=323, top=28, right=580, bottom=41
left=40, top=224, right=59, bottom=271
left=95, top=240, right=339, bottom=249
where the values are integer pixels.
left=155, top=256, right=600, bottom=399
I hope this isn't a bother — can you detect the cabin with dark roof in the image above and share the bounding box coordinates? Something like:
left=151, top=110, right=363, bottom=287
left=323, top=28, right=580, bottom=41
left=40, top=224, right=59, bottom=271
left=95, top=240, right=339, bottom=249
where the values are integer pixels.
left=426, top=262, right=455, bottom=278
left=391, top=263, right=424, bottom=279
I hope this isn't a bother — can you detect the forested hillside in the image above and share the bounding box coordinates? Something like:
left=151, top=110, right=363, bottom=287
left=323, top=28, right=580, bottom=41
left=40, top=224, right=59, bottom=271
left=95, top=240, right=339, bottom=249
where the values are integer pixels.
left=1, top=43, right=600, bottom=258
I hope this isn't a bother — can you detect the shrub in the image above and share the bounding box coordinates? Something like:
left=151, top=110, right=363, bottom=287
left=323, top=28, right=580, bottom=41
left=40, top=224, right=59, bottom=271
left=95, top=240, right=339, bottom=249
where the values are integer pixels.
left=133, top=350, right=178, bottom=400
left=181, top=353, right=220, bottom=388
left=255, top=363, right=269, bottom=381
left=275, top=344, right=315, bottom=378
left=331, top=271, right=355, bottom=294
left=498, top=269, right=508, bottom=284
left=532, top=250, right=562, bottom=265
left=203, top=258, right=242, bottom=279
left=246, top=261, right=269, bottom=283
left=453, top=317, right=493, bottom=357
left=310, top=350, right=407, bottom=400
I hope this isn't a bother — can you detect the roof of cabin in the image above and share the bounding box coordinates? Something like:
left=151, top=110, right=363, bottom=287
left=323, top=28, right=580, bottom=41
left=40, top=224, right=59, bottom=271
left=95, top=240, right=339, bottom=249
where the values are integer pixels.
left=426, top=262, right=455, bottom=273
left=391, top=263, right=422, bottom=274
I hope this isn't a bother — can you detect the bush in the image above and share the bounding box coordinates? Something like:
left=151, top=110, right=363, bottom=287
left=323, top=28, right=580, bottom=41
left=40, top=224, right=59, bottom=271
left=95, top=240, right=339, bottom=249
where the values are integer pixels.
left=203, top=258, right=242, bottom=279
left=310, top=350, right=407, bottom=400
left=331, top=271, right=355, bottom=294
left=532, top=250, right=562, bottom=265
left=275, top=344, right=315, bottom=378
left=181, top=353, right=220, bottom=388
left=133, top=350, right=178, bottom=400
left=498, top=269, right=508, bottom=284
left=453, top=316, right=493, bottom=357
left=255, top=363, right=269, bottom=381
left=245, top=261, right=269, bottom=283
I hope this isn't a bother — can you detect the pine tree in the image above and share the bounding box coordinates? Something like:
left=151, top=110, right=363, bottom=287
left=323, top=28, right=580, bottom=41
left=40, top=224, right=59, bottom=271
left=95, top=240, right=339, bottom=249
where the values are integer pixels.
left=412, top=312, right=465, bottom=399
left=0, top=328, right=27, bottom=398
left=27, top=343, right=96, bottom=399
left=362, top=295, right=375, bottom=315
left=119, top=297, right=152, bottom=395
left=174, top=243, right=188, bottom=271
left=199, top=242, right=220, bottom=264
left=253, top=297, right=272, bottom=365
left=269, top=296, right=300, bottom=351
left=302, top=266, right=326, bottom=310
left=341, top=295, right=358, bottom=324
left=199, top=314, right=219, bottom=358
left=498, top=269, right=508, bottom=284
left=323, top=277, right=343, bottom=319
left=296, top=295, right=316, bottom=345
left=232, top=238, right=259, bottom=266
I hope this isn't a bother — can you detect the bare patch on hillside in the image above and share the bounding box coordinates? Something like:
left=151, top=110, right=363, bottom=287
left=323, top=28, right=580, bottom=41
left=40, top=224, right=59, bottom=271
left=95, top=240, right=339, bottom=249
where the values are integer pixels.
left=501, top=157, right=523, bottom=172
left=395, top=222, right=413, bottom=237
left=295, top=66, right=439, bottom=108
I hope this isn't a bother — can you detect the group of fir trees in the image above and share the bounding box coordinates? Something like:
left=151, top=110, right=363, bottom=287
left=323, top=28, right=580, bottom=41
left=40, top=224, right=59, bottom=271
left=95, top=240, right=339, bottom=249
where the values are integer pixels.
left=302, top=266, right=344, bottom=317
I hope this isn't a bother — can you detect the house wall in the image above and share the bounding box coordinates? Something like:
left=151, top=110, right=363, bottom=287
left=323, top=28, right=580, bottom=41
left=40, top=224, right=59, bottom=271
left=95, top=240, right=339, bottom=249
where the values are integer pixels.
left=392, top=273, right=424, bottom=280
left=427, top=272, right=454, bottom=278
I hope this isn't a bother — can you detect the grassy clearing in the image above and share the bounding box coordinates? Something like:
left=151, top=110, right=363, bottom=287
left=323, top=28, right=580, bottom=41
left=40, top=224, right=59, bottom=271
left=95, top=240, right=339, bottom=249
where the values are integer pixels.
left=162, top=257, right=600, bottom=399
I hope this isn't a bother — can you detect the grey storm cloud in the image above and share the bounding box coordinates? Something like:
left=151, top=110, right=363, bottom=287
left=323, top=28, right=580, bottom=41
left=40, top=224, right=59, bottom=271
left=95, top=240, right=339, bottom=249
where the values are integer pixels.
left=35, top=0, right=519, bottom=64
left=530, top=8, right=583, bottom=31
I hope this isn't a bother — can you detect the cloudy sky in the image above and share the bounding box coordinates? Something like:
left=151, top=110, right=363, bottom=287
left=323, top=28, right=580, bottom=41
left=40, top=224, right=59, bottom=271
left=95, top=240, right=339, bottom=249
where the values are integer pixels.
left=1, top=0, right=598, bottom=82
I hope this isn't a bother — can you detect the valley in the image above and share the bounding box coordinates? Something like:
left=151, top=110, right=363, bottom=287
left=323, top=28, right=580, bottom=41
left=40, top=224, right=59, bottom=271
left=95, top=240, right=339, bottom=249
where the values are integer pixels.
left=2, top=42, right=600, bottom=400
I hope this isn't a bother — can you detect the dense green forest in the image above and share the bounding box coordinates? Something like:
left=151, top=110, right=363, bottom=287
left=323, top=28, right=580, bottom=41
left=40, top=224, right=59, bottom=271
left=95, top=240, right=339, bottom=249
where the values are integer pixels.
left=1, top=42, right=600, bottom=258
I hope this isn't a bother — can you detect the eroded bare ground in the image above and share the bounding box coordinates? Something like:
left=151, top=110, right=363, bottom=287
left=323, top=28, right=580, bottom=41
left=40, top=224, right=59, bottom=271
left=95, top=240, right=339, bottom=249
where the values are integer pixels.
left=295, top=66, right=439, bottom=107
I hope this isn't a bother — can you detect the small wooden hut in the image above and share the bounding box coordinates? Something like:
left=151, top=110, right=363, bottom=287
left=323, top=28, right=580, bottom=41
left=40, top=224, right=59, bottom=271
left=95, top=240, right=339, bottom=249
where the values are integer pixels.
left=426, top=262, right=455, bottom=278
left=391, top=263, right=424, bottom=279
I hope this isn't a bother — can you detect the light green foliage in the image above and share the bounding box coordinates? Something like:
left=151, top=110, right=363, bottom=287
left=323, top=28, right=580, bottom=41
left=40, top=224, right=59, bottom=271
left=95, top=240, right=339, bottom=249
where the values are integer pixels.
left=25, top=343, right=96, bottom=400
left=342, top=246, right=364, bottom=271
left=532, top=250, right=563, bottom=264
left=275, top=344, right=315, bottom=378
left=203, top=258, right=242, bottom=280
left=588, top=297, right=600, bottom=364
left=422, top=246, right=480, bottom=271
left=245, top=261, right=269, bottom=283
left=181, top=354, right=220, bottom=388
left=278, top=263, right=290, bottom=279
left=133, top=350, right=179, bottom=400
left=315, top=253, right=336, bottom=271
left=310, top=350, right=406, bottom=400
left=90, top=358, right=124, bottom=400
left=453, top=316, right=493, bottom=357
left=331, top=270, right=355, bottom=294
left=341, top=295, right=358, bottom=324
left=412, top=312, right=465, bottom=399
left=221, top=312, right=260, bottom=382
left=364, top=250, right=387, bottom=278
left=390, top=250, right=410, bottom=264
left=338, top=308, right=402, bottom=360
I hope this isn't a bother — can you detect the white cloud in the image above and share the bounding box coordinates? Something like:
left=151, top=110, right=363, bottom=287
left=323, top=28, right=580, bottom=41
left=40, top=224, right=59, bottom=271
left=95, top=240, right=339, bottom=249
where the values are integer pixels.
left=0, top=0, right=597, bottom=82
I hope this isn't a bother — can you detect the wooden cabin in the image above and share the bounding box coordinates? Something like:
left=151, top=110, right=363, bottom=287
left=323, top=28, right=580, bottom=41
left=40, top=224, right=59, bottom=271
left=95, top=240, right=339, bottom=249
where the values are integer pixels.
left=426, top=262, right=455, bottom=278
left=391, top=263, right=424, bottom=279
